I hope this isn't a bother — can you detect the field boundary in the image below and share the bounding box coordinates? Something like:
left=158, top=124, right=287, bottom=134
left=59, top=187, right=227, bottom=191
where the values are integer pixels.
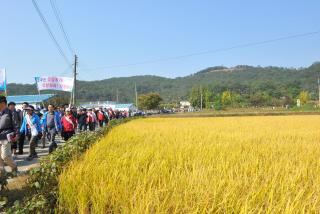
left=1, top=118, right=134, bottom=213
left=154, top=111, right=320, bottom=118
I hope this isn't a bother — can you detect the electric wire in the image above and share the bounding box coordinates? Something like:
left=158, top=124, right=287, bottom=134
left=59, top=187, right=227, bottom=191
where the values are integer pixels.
left=31, top=0, right=71, bottom=66
left=80, top=30, right=320, bottom=72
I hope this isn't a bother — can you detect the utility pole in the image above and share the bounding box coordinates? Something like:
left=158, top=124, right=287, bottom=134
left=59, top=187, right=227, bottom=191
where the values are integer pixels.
left=72, top=55, right=78, bottom=106
left=135, top=82, right=138, bottom=108
left=200, top=85, right=203, bottom=110
left=116, top=88, right=119, bottom=103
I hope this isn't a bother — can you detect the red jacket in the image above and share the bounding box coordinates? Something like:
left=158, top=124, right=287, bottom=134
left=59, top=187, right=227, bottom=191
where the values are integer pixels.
left=61, top=115, right=77, bottom=132
left=97, top=111, right=105, bottom=121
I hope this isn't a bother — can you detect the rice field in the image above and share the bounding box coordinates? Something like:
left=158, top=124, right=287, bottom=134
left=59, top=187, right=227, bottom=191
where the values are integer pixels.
left=58, top=116, right=320, bottom=213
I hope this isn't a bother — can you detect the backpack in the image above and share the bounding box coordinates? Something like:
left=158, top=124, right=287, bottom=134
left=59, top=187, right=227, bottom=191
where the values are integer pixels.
left=98, top=111, right=105, bottom=121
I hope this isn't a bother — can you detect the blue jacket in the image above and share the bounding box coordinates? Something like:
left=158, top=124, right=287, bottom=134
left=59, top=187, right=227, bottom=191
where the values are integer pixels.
left=41, top=111, right=62, bottom=131
left=20, top=113, right=42, bottom=135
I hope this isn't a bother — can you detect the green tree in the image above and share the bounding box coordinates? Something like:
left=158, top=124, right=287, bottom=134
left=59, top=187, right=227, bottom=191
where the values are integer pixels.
left=298, top=91, right=310, bottom=105
left=203, top=87, right=214, bottom=109
left=231, top=93, right=247, bottom=107
left=189, top=86, right=214, bottom=109
left=214, top=94, right=222, bottom=110
left=221, top=91, right=232, bottom=106
left=189, top=86, right=201, bottom=108
left=138, top=93, right=163, bottom=110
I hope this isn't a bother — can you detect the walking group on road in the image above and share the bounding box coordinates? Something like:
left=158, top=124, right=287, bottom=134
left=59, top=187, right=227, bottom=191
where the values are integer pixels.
left=0, top=95, right=130, bottom=177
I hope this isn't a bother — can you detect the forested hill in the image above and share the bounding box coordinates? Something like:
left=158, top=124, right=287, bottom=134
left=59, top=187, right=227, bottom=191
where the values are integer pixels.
left=7, top=62, right=320, bottom=103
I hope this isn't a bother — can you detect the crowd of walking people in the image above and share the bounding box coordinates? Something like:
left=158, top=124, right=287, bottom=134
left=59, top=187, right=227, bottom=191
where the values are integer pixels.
left=0, top=95, right=130, bottom=176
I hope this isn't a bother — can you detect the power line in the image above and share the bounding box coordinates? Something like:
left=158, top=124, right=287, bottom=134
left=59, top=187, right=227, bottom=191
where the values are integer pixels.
left=50, top=0, right=75, bottom=55
left=80, top=30, right=320, bottom=72
left=58, top=64, right=73, bottom=76
left=31, top=0, right=71, bottom=66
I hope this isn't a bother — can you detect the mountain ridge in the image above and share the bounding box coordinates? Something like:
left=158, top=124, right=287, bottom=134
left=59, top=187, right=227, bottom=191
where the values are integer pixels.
left=6, top=62, right=320, bottom=103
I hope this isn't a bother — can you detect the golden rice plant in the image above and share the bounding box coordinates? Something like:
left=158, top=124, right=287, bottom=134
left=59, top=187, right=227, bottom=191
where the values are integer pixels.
left=58, top=116, right=320, bottom=213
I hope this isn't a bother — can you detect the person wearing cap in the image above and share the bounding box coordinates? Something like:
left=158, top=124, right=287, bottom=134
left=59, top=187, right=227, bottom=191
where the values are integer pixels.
left=41, top=104, right=62, bottom=153
left=17, top=102, right=29, bottom=155
left=61, top=108, right=77, bottom=141
left=20, top=105, right=42, bottom=161
left=8, top=102, right=21, bottom=156
left=0, top=96, right=18, bottom=176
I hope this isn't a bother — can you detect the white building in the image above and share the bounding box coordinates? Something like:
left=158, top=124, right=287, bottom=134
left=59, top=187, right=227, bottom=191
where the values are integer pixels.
left=180, top=101, right=194, bottom=112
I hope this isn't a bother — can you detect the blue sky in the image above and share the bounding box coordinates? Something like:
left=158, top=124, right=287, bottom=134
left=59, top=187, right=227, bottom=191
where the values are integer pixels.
left=1, top=0, right=320, bottom=83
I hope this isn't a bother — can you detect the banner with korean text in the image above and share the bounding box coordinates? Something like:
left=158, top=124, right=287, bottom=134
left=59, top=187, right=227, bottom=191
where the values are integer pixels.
left=35, top=76, right=74, bottom=92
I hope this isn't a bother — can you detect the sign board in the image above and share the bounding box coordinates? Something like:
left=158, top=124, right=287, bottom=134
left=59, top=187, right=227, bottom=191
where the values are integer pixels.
left=35, top=76, right=74, bottom=92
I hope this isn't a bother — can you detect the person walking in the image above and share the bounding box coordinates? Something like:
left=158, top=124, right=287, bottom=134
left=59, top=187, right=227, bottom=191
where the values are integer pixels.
left=0, top=96, right=18, bottom=176
left=61, top=108, right=77, bottom=141
left=41, top=104, right=62, bottom=153
left=107, top=108, right=115, bottom=120
left=87, top=108, right=97, bottom=131
left=103, top=108, right=110, bottom=126
left=7, top=102, right=21, bottom=157
left=97, top=108, right=106, bottom=127
left=58, top=107, right=65, bottom=139
left=17, top=102, right=29, bottom=155
left=20, top=105, right=42, bottom=161
left=77, top=108, right=87, bottom=132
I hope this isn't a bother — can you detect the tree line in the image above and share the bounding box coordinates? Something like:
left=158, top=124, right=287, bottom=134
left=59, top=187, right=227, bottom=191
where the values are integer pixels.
left=7, top=62, right=320, bottom=107
left=188, top=85, right=311, bottom=110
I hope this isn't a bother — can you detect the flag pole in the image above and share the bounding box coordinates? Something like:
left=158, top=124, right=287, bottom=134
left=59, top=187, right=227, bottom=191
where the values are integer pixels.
left=35, top=77, right=45, bottom=108
left=38, top=89, right=45, bottom=108
left=4, top=68, right=7, bottom=96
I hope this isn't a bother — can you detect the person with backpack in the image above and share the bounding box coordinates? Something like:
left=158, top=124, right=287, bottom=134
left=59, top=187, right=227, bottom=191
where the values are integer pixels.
left=87, top=108, right=97, bottom=131
left=41, top=104, right=62, bottom=153
left=0, top=96, right=18, bottom=175
left=61, top=108, right=77, bottom=141
left=20, top=105, right=42, bottom=161
left=97, top=108, right=106, bottom=127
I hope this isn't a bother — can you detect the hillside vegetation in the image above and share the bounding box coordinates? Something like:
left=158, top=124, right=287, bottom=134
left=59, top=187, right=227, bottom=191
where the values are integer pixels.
left=7, top=62, right=320, bottom=104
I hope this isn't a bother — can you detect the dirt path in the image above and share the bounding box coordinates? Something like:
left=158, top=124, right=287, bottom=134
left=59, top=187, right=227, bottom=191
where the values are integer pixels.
left=3, top=136, right=63, bottom=206
left=6, top=136, right=64, bottom=178
left=3, top=136, right=64, bottom=202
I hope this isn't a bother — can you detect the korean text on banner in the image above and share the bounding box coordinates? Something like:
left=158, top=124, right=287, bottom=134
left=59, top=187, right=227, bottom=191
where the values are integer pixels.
left=35, top=76, right=74, bottom=92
